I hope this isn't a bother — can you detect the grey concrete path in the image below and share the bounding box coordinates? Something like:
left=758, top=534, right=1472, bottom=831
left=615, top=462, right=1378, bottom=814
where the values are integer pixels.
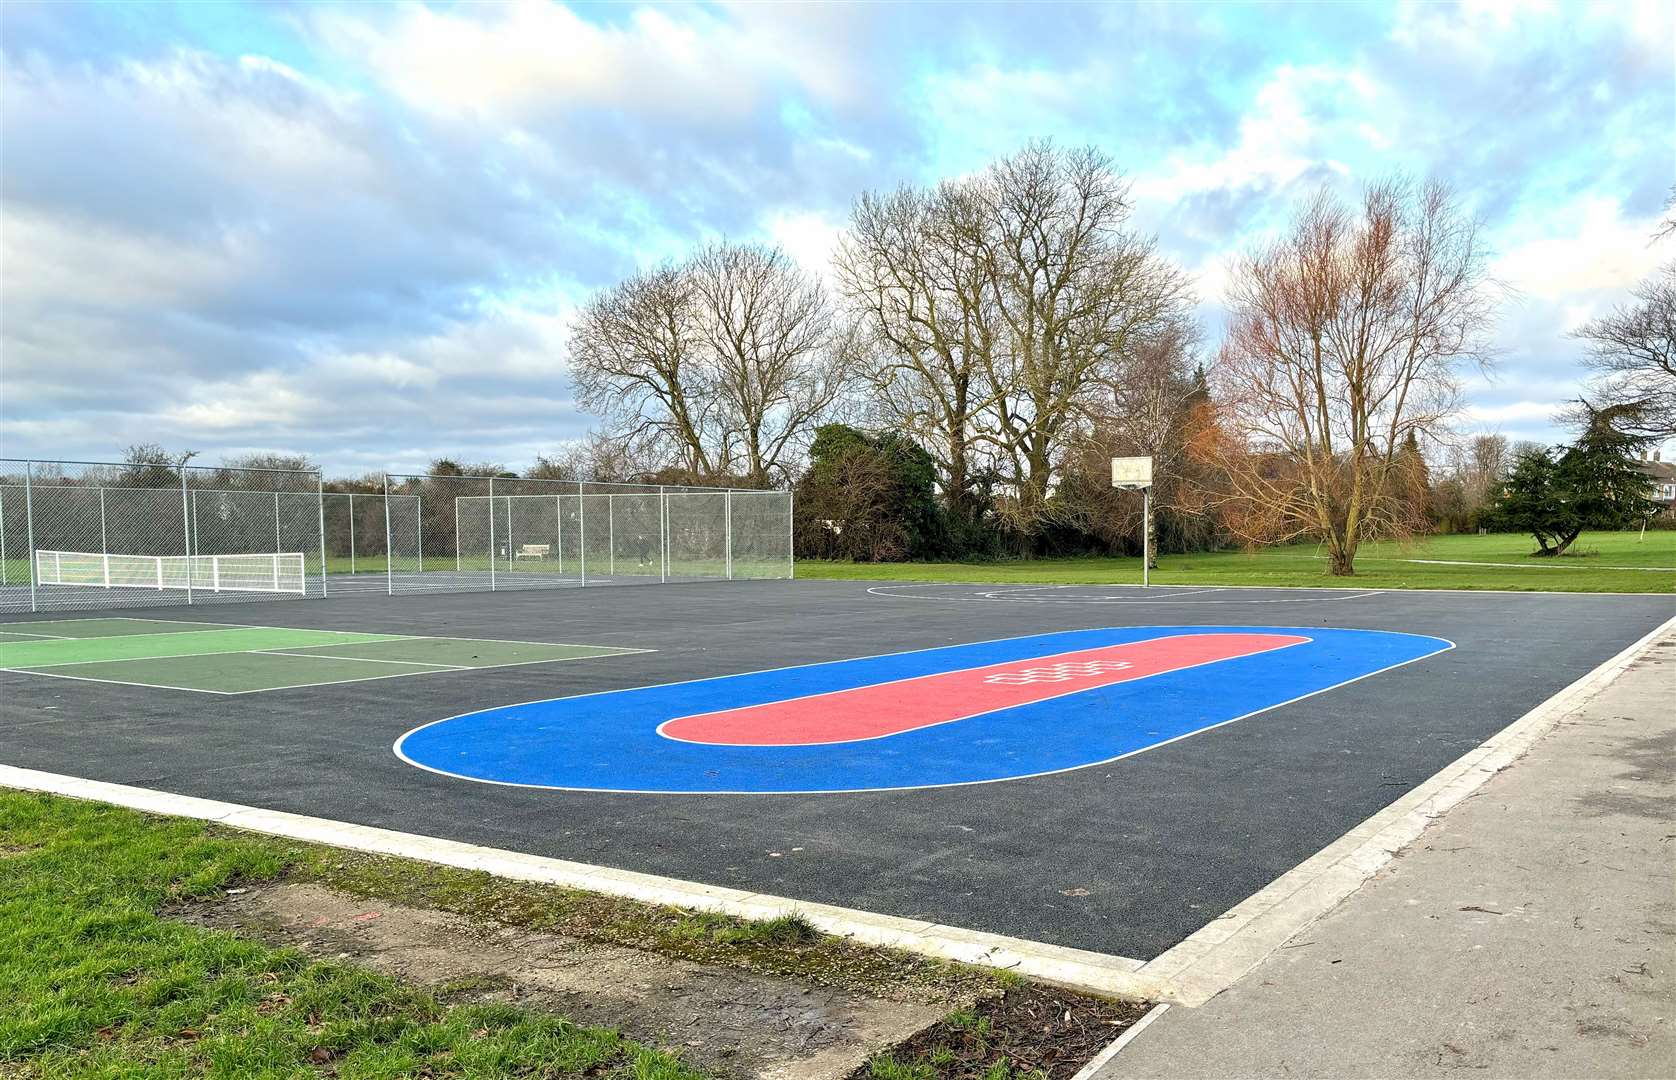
left=1099, top=627, right=1676, bottom=1080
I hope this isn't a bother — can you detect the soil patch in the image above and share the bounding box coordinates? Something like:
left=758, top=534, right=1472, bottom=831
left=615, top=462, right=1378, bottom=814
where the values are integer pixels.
left=172, top=880, right=974, bottom=1080
left=848, top=984, right=1149, bottom=1079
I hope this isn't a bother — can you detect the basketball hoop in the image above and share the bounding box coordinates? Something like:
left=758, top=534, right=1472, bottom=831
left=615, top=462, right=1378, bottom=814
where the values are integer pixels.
left=1111, top=457, right=1155, bottom=586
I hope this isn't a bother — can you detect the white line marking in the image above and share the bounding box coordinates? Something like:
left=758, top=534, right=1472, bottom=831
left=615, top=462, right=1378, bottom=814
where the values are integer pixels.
left=253, top=650, right=469, bottom=669
left=847, top=577, right=1672, bottom=598
left=1071, top=1002, right=1170, bottom=1080
left=652, top=633, right=1313, bottom=748
left=0, top=618, right=1666, bottom=1005
left=396, top=626, right=1454, bottom=794
left=0, top=763, right=1161, bottom=1001
left=1, top=632, right=412, bottom=669
left=0, top=667, right=241, bottom=695
left=1132, top=611, right=1676, bottom=1007
left=866, top=583, right=1386, bottom=606
left=0, top=629, right=71, bottom=640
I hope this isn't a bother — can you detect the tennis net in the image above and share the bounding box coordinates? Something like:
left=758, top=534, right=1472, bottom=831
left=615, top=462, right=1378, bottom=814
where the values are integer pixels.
left=34, top=550, right=307, bottom=594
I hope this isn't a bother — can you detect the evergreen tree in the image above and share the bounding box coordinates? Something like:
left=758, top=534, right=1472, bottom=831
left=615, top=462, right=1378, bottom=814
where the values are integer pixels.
left=1491, top=411, right=1658, bottom=556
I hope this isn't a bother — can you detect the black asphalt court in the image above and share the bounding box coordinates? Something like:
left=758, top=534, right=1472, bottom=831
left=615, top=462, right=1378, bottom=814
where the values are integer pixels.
left=2, top=579, right=1670, bottom=961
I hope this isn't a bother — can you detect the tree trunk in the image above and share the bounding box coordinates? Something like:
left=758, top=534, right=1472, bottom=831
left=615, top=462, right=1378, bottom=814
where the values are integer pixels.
left=1328, top=546, right=1356, bottom=576
left=1549, top=528, right=1584, bottom=557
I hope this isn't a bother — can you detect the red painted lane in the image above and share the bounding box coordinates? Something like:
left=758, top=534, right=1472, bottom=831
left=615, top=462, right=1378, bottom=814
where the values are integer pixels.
left=659, top=632, right=1311, bottom=746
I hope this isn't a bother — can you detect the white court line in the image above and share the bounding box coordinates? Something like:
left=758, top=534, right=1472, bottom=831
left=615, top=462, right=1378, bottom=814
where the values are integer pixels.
left=0, top=617, right=1666, bottom=1006
left=0, top=633, right=412, bottom=669
left=397, top=626, right=1453, bottom=794
left=0, top=629, right=72, bottom=640
left=1, top=646, right=656, bottom=696
left=253, top=650, right=469, bottom=670
left=869, top=583, right=1385, bottom=606
left=844, top=577, right=1673, bottom=598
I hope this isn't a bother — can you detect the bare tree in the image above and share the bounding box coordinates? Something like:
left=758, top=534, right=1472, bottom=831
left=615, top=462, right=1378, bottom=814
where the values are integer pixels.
left=973, top=143, right=1194, bottom=532
left=836, top=182, right=999, bottom=522
left=569, top=245, right=852, bottom=484
left=1193, top=178, right=1496, bottom=575
left=690, top=243, right=856, bottom=486
left=568, top=266, right=721, bottom=477
left=1564, top=271, right=1676, bottom=438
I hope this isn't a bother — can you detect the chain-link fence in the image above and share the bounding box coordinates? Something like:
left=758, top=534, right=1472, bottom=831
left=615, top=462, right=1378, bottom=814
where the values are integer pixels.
left=1, top=458, right=327, bottom=614
left=1, top=459, right=793, bottom=614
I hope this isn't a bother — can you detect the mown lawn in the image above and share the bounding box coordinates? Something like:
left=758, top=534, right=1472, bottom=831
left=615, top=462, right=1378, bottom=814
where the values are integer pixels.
left=0, top=791, right=708, bottom=1079
left=799, top=530, right=1676, bottom=593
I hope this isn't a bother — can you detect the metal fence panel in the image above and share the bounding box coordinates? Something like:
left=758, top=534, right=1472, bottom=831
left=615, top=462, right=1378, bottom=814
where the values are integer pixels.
left=0, top=459, right=791, bottom=614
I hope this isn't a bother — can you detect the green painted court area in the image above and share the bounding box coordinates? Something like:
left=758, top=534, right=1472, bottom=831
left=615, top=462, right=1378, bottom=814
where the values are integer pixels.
left=0, top=618, right=643, bottom=694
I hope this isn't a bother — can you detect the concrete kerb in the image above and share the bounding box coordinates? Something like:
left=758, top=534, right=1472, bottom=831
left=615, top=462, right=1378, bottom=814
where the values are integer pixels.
left=0, top=763, right=1163, bottom=999
left=1130, top=610, right=1676, bottom=1007
left=2, top=610, right=1669, bottom=1018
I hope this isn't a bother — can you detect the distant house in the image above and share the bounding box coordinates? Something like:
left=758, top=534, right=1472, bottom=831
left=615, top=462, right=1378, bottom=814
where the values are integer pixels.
left=1634, top=454, right=1676, bottom=508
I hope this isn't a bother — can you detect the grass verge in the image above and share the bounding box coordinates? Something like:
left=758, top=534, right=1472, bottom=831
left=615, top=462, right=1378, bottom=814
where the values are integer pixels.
left=800, top=530, right=1676, bottom=593
left=0, top=790, right=704, bottom=1078
left=0, top=789, right=1016, bottom=1078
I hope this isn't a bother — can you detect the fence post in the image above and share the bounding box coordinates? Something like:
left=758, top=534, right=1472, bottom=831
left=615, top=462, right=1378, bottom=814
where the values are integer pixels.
left=274, top=491, right=282, bottom=554
left=488, top=477, right=497, bottom=592
left=316, top=474, right=329, bottom=598
left=555, top=490, right=564, bottom=573
left=347, top=494, right=356, bottom=576
left=659, top=486, right=668, bottom=583
left=99, top=486, right=108, bottom=564
left=579, top=487, right=587, bottom=588
left=608, top=495, right=615, bottom=576
left=787, top=490, right=795, bottom=580
left=416, top=497, right=424, bottom=575
left=453, top=497, right=461, bottom=574
left=24, top=462, right=37, bottom=612
left=383, top=473, right=394, bottom=596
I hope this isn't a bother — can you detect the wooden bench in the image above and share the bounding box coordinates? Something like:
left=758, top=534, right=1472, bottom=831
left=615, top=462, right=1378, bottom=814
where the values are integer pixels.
left=514, top=543, right=551, bottom=560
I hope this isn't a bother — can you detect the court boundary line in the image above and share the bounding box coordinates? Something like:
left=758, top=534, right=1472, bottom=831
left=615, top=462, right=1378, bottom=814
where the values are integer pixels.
left=396, top=625, right=1455, bottom=794
left=0, top=628, right=655, bottom=694
left=867, top=583, right=1387, bottom=606
left=0, top=616, right=1666, bottom=1005
left=854, top=579, right=1672, bottom=598
left=0, top=632, right=415, bottom=670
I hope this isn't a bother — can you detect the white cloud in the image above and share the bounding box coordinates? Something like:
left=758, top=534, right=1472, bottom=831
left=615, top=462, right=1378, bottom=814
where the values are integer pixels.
left=1492, top=197, right=1674, bottom=303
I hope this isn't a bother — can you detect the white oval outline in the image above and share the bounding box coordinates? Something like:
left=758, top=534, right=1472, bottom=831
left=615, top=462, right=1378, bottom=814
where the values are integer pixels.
left=392, top=625, right=1458, bottom=796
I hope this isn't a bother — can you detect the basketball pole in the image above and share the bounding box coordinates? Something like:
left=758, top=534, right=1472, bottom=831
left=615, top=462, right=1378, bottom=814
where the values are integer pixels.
left=1142, top=486, right=1150, bottom=589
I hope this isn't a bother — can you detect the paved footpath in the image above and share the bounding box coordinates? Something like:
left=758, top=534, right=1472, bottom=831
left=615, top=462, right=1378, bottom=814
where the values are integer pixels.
left=1099, top=626, right=1676, bottom=1080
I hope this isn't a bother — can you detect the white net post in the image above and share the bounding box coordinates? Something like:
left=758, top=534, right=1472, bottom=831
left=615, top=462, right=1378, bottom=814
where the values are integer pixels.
left=317, top=474, right=329, bottom=598
left=383, top=473, right=394, bottom=596
left=179, top=465, right=194, bottom=605
left=24, top=463, right=37, bottom=612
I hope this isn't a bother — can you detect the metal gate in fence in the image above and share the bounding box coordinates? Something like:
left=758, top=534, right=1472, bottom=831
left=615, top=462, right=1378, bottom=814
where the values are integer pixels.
left=0, top=459, right=794, bottom=615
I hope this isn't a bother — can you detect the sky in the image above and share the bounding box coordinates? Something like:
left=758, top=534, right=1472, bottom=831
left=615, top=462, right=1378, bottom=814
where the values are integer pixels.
left=2, top=0, right=1672, bottom=477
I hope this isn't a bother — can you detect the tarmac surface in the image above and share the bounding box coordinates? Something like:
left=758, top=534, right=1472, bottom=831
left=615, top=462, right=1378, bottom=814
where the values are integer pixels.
left=1, top=578, right=1670, bottom=961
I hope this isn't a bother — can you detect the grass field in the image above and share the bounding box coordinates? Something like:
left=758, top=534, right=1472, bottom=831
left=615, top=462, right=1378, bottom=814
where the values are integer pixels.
left=800, top=530, right=1676, bottom=593
left=0, top=791, right=705, bottom=1079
